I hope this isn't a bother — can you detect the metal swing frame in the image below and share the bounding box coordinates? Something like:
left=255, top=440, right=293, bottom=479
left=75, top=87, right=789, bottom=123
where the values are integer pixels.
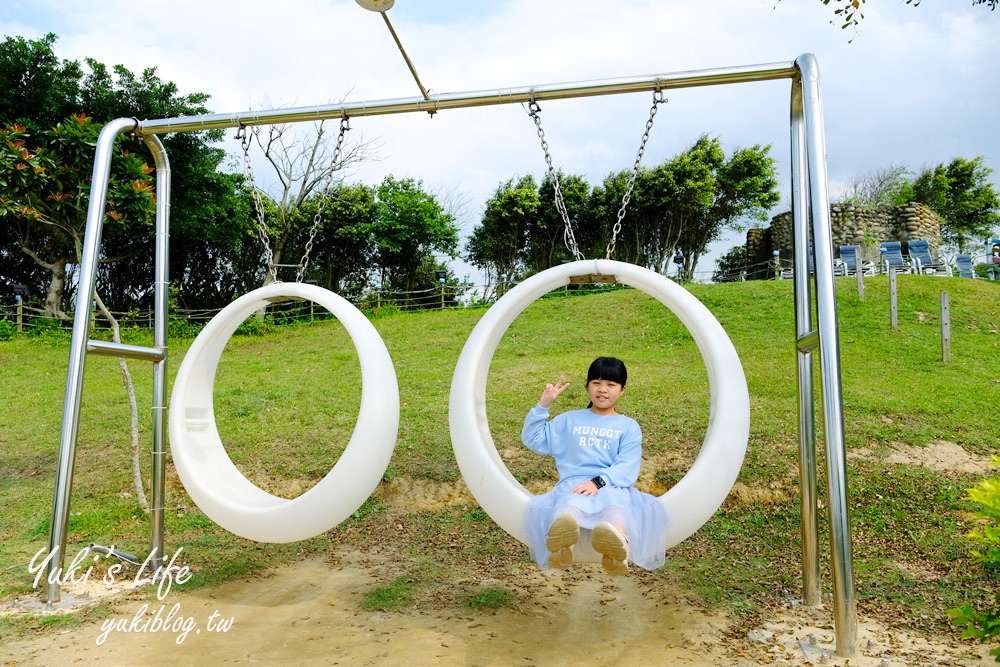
left=45, top=52, right=857, bottom=657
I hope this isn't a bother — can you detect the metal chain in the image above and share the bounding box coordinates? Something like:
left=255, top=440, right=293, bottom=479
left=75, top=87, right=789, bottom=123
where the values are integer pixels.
left=296, top=116, right=351, bottom=282
left=237, top=124, right=277, bottom=284
left=527, top=89, right=666, bottom=262
left=606, top=89, right=665, bottom=260
left=527, top=100, right=584, bottom=262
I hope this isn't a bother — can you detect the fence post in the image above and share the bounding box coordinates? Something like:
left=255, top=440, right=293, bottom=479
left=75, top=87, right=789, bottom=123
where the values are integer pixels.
left=940, top=292, right=951, bottom=363
left=888, top=267, right=898, bottom=331
left=15, top=295, right=23, bottom=333
left=855, top=264, right=864, bottom=300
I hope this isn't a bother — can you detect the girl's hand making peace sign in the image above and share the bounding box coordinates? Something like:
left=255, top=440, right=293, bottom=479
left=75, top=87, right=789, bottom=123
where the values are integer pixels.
left=538, top=374, right=570, bottom=408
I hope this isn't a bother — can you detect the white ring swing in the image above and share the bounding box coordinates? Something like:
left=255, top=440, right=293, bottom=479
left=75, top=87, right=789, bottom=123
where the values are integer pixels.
left=449, top=259, right=750, bottom=559
left=168, top=282, right=399, bottom=543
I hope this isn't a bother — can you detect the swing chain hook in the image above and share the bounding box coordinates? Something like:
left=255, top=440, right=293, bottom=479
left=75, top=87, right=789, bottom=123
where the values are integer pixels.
left=237, top=123, right=278, bottom=284
left=527, top=98, right=585, bottom=262
left=297, top=115, right=351, bottom=283
left=605, top=88, right=666, bottom=261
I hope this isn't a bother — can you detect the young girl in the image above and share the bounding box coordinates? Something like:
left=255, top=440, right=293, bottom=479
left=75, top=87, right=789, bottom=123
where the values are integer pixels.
left=521, top=357, right=668, bottom=575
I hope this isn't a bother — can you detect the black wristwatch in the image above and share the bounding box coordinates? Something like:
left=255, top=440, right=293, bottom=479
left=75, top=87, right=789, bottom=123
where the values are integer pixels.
left=591, top=475, right=606, bottom=489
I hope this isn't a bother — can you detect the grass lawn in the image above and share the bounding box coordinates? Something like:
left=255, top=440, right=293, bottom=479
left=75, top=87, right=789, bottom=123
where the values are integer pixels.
left=1, top=273, right=997, bottom=641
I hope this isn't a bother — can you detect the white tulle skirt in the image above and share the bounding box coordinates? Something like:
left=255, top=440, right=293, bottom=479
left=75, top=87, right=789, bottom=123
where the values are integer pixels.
left=526, top=476, right=669, bottom=570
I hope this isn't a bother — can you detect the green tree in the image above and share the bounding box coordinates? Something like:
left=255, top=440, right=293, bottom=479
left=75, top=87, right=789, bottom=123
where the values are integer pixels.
left=910, top=157, right=1000, bottom=253
left=713, top=245, right=748, bottom=283
left=372, top=175, right=459, bottom=294
left=614, top=136, right=777, bottom=280
left=673, top=138, right=779, bottom=281
left=466, top=175, right=538, bottom=284
left=0, top=116, right=155, bottom=317
left=75, top=57, right=244, bottom=309
left=302, top=182, right=378, bottom=297
left=0, top=33, right=243, bottom=312
left=530, top=171, right=593, bottom=272
left=588, top=169, right=649, bottom=267
left=0, top=33, right=82, bottom=126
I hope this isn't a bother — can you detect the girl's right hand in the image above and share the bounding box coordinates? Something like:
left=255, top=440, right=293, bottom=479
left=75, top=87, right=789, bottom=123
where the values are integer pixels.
left=539, top=374, right=570, bottom=408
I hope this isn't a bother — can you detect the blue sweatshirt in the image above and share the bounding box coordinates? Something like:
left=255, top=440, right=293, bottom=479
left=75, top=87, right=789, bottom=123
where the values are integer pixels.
left=521, top=405, right=642, bottom=488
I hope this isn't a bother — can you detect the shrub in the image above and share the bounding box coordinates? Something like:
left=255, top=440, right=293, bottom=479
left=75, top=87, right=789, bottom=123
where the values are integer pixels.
left=948, top=456, right=1000, bottom=661
left=0, top=318, right=16, bottom=341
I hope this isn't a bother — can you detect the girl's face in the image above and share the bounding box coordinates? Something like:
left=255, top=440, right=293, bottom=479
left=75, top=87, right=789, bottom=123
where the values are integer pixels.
left=587, top=378, right=626, bottom=414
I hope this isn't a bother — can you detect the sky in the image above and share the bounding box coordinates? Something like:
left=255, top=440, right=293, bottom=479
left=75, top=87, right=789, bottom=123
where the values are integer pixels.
left=2, top=0, right=997, bottom=282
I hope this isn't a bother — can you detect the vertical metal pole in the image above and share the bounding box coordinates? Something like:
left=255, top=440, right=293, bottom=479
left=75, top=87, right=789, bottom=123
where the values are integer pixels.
left=144, top=134, right=170, bottom=572
left=46, top=118, right=138, bottom=603
left=789, top=77, right=821, bottom=608
left=797, top=53, right=857, bottom=658
left=940, top=292, right=951, bottom=363
left=889, top=267, right=898, bottom=331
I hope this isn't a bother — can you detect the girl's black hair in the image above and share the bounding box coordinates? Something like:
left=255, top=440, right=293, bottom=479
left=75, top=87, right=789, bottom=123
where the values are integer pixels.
left=585, top=357, right=627, bottom=408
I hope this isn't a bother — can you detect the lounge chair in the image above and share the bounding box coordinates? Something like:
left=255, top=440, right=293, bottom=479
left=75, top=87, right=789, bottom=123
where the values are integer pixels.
left=835, top=245, right=875, bottom=277
left=880, top=241, right=914, bottom=274
left=907, top=239, right=943, bottom=274
left=955, top=253, right=975, bottom=279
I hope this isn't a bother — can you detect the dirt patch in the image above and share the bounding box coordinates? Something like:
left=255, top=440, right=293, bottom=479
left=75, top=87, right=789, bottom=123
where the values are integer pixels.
left=744, top=602, right=992, bottom=666
left=850, top=439, right=991, bottom=476
left=2, top=552, right=992, bottom=666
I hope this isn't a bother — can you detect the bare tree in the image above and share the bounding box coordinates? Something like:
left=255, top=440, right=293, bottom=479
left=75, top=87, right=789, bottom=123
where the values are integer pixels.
left=245, top=112, right=377, bottom=285
left=840, top=164, right=911, bottom=207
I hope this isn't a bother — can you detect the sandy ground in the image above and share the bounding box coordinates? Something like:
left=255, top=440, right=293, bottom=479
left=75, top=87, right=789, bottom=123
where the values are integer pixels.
left=2, top=440, right=994, bottom=666
left=2, top=553, right=993, bottom=667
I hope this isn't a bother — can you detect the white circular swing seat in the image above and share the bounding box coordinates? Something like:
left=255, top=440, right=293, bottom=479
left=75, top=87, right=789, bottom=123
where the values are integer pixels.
left=449, top=260, right=750, bottom=561
left=168, top=282, right=399, bottom=543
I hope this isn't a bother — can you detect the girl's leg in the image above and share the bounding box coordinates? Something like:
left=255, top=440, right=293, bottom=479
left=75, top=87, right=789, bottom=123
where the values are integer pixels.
left=591, top=506, right=629, bottom=576
left=546, top=506, right=581, bottom=569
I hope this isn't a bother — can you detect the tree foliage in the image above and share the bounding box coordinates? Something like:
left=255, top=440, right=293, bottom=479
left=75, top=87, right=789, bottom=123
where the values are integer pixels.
left=0, top=33, right=236, bottom=312
left=0, top=116, right=155, bottom=317
left=246, top=118, right=373, bottom=287
left=466, top=175, right=538, bottom=283
left=816, top=0, right=996, bottom=32
left=841, top=164, right=912, bottom=207
left=372, top=175, right=459, bottom=293
left=465, top=135, right=779, bottom=282
left=713, top=245, right=748, bottom=283
left=301, top=182, right=378, bottom=296
left=910, top=157, right=1000, bottom=253
left=0, top=33, right=82, bottom=126
left=947, top=457, right=1000, bottom=662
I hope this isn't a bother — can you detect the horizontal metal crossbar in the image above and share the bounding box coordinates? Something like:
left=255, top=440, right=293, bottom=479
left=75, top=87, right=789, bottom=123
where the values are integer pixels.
left=137, top=61, right=797, bottom=135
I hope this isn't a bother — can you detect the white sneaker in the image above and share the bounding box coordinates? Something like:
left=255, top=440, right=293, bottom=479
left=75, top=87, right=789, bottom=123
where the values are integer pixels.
left=545, top=513, right=579, bottom=569
left=591, top=522, right=630, bottom=576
